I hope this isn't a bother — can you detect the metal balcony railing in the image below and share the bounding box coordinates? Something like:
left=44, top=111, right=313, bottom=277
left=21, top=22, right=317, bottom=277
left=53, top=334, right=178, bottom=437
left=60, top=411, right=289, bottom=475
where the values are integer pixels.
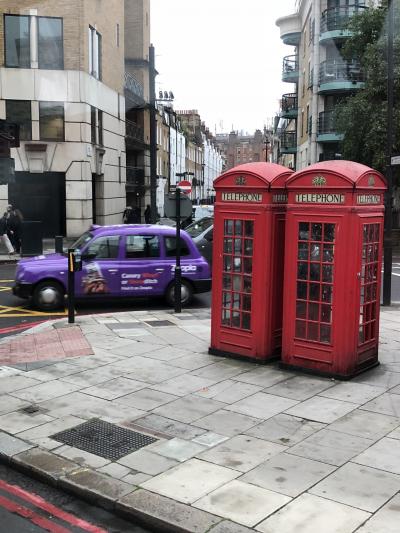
left=279, top=131, right=297, bottom=151
left=319, top=60, right=364, bottom=85
left=321, top=5, right=368, bottom=34
left=126, top=119, right=144, bottom=145
left=281, top=93, right=298, bottom=115
left=318, top=110, right=338, bottom=135
left=126, top=166, right=145, bottom=186
left=124, top=72, right=144, bottom=99
left=282, top=55, right=299, bottom=78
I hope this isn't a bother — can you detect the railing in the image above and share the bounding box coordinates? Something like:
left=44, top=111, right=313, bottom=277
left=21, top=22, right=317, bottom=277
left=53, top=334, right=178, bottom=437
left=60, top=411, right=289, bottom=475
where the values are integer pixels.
left=319, top=60, right=364, bottom=85
left=318, top=110, right=339, bottom=135
left=126, top=166, right=145, bottom=186
left=282, top=55, right=299, bottom=76
left=124, top=72, right=144, bottom=99
left=279, top=131, right=297, bottom=151
left=281, top=93, right=298, bottom=114
left=321, top=5, right=368, bottom=34
left=126, top=119, right=144, bottom=145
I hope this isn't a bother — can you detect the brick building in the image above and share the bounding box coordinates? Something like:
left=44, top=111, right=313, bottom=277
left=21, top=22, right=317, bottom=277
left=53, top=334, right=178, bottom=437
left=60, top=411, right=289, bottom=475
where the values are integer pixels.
left=0, top=0, right=127, bottom=236
left=216, top=129, right=267, bottom=171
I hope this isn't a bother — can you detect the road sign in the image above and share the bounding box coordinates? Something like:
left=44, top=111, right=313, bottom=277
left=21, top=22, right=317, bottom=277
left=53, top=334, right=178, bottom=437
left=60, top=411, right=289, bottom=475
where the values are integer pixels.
left=391, top=155, right=400, bottom=166
left=164, top=193, right=192, bottom=219
left=177, top=180, right=192, bottom=195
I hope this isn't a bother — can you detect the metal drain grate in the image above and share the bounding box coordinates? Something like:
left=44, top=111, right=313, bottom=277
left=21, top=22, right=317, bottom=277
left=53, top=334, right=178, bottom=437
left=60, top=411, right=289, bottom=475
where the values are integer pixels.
left=51, top=419, right=157, bottom=460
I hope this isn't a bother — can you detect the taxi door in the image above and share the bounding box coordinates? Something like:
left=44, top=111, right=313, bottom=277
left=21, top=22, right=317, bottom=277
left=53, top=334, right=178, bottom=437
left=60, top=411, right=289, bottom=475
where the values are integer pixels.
left=77, top=235, right=122, bottom=297
left=118, top=233, right=167, bottom=296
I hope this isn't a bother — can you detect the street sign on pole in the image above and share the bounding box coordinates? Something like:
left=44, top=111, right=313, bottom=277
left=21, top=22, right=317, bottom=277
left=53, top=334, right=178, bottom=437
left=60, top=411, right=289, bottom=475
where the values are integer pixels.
left=164, top=193, right=192, bottom=220
left=177, top=180, right=192, bottom=195
left=390, top=155, right=400, bottom=166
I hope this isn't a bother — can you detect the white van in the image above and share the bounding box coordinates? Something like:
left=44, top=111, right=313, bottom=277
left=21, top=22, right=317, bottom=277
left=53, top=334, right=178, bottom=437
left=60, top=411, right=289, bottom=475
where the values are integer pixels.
left=192, top=205, right=214, bottom=221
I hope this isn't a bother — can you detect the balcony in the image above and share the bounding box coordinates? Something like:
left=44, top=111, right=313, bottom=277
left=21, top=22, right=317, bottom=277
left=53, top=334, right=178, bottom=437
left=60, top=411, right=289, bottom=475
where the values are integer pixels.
left=320, top=5, right=368, bottom=45
left=280, top=93, right=298, bottom=119
left=126, top=166, right=145, bottom=190
left=126, top=119, right=144, bottom=149
left=282, top=55, right=299, bottom=83
left=124, top=72, right=146, bottom=108
left=276, top=12, right=301, bottom=46
left=319, top=60, right=364, bottom=94
left=279, top=131, right=297, bottom=154
left=317, top=111, right=344, bottom=143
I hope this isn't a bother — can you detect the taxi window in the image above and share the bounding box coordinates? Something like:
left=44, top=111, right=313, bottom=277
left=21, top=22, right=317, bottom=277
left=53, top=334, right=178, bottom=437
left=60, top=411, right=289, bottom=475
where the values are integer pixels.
left=126, top=235, right=160, bottom=258
left=87, top=236, right=120, bottom=259
left=165, top=237, right=191, bottom=257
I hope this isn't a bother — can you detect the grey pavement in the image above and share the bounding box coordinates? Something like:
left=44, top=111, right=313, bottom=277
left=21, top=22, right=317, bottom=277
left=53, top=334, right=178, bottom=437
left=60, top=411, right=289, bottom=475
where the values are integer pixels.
left=0, top=306, right=399, bottom=532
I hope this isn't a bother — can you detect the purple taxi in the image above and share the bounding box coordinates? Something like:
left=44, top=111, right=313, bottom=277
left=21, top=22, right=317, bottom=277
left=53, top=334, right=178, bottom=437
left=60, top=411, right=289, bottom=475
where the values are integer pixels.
left=13, top=224, right=212, bottom=311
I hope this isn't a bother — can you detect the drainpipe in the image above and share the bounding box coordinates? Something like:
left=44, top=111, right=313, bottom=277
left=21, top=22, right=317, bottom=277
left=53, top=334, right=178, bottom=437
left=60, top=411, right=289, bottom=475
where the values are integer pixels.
left=311, top=0, right=321, bottom=164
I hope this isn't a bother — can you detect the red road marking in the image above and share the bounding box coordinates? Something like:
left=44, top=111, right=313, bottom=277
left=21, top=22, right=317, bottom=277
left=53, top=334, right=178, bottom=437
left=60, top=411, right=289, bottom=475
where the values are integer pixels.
left=0, top=320, right=47, bottom=335
left=0, top=493, right=70, bottom=533
left=0, top=480, right=107, bottom=533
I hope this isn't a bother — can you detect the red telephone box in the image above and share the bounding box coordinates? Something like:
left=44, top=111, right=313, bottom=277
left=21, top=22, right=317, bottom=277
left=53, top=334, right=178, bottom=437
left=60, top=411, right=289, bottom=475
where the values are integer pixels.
left=209, top=162, right=293, bottom=362
left=281, top=160, right=387, bottom=379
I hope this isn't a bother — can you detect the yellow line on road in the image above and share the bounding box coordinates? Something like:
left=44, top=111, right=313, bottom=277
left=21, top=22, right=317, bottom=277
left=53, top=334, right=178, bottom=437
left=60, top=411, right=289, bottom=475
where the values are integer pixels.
left=0, top=280, right=14, bottom=283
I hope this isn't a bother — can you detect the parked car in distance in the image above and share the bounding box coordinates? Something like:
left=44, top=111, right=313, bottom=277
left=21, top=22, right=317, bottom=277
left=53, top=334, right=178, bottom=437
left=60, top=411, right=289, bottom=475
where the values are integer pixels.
left=13, top=224, right=211, bottom=311
left=186, top=217, right=214, bottom=265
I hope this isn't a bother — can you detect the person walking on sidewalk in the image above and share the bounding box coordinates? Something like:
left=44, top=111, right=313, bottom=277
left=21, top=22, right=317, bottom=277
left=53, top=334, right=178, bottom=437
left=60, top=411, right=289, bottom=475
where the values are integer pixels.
left=144, top=204, right=151, bottom=224
left=7, top=204, right=23, bottom=254
left=0, top=212, right=14, bottom=254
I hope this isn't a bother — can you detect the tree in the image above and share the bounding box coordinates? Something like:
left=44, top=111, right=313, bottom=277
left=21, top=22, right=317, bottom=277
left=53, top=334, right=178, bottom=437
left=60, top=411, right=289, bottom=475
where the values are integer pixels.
left=335, top=1, right=400, bottom=173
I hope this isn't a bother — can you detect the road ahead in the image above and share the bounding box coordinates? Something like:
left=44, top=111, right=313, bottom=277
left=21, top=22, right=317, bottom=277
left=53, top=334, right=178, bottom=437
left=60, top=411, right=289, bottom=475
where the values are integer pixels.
left=0, top=264, right=211, bottom=339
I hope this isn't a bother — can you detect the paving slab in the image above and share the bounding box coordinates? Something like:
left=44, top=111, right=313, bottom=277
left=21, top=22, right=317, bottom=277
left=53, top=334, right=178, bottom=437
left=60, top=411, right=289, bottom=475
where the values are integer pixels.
left=356, top=493, right=400, bottom=533
left=153, top=395, right=226, bottom=424
left=244, top=413, right=325, bottom=446
left=265, top=376, right=335, bottom=401
left=81, top=377, right=148, bottom=400
left=115, top=388, right=179, bottom=411
left=12, top=447, right=80, bottom=484
left=318, top=381, right=385, bottom=405
left=288, top=428, right=374, bottom=466
left=241, top=452, right=335, bottom=497
left=194, top=380, right=262, bottom=403
left=141, top=458, right=239, bottom=504
left=285, top=396, right=357, bottom=423
left=194, top=479, right=291, bottom=528
left=360, top=392, right=400, bottom=417
left=233, top=367, right=289, bottom=388
left=196, top=435, right=286, bottom=473
left=352, top=437, right=400, bottom=475
left=10, top=380, right=81, bottom=403
left=194, top=409, right=260, bottom=437
left=208, top=522, right=254, bottom=533
left=309, top=461, right=400, bottom=512
left=0, top=431, right=36, bottom=457
left=151, top=374, right=219, bottom=396
left=54, top=444, right=110, bottom=469
left=0, top=410, right=54, bottom=434
left=116, top=489, right=221, bottom=533
left=225, top=392, right=298, bottom=420
left=256, top=493, right=370, bottom=533
left=117, top=448, right=179, bottom=475
left=327, top=409, right=400, bottom=440
left=131, top=414, right=206, bottom=440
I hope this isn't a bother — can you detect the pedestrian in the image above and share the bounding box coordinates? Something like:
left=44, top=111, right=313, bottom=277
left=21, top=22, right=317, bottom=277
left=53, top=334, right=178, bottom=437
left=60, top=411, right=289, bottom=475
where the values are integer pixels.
left=144, top=204, right=151, bottom=224
left=0, top=212, right=14, bottom=255
left=7, top=204, right=22, bottom=254
left=123, top=206, right=133, bottom=224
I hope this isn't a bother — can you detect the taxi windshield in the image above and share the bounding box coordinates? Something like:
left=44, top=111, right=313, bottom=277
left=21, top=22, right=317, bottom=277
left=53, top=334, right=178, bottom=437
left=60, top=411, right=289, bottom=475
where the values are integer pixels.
left=71, top=231, right=93, bottom=251
left=186, top=217, right=213, bottom=238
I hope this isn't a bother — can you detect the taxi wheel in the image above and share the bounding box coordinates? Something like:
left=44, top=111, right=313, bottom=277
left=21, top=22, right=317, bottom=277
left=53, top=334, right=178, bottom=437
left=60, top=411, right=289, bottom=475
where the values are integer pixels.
left=165, top=280, right=193, bottom=307
left=32, top=281, right=65, bottom=311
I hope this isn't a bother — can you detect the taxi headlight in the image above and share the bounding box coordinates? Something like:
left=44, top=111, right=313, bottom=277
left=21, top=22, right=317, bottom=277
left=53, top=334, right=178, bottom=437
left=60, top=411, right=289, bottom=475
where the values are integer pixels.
left=16, top=269, right=25, bottom=281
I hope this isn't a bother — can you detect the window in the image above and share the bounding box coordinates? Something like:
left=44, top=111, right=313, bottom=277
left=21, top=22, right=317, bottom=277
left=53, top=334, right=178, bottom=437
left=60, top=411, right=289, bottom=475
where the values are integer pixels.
left=98, top=110, right=103, bottom=146
left=38, top=17, right=63, bottom=69
left=91, top=106, right=96, bottom=144
left=165, top=237, right=191, bottom=257
left=116, top=23, right=120, bottom=47
left=6, top=100, right=31, bottom=141
left=4, top=15, right=30, bottom=68
left=126, top=235, right=160, bottom=258
left=87, top=236, right=120, bottom=259
left=39, top=102, right=64, bottom=141
left=89, top=26, right=102, bottom=79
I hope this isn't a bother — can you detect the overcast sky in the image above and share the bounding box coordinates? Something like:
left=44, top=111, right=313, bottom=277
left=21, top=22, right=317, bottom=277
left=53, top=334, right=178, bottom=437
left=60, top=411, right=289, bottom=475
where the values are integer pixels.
left=150, top=0, right=296, bottom=135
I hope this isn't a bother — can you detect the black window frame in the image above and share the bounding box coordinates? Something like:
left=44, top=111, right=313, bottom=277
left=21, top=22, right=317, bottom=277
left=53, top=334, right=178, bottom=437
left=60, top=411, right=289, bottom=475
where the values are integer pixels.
left=39, top=101, right=65, bottom=142
left=37, top=16, right=64, bottom=70
left=4, top=14, right=31, bottom=69
left=6, top=100, right=32, bottom=141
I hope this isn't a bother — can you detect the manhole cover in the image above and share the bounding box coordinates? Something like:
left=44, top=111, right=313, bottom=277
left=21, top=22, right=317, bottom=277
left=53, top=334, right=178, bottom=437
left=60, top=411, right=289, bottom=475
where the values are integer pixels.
left=51, top=419, right=157, bottom=460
